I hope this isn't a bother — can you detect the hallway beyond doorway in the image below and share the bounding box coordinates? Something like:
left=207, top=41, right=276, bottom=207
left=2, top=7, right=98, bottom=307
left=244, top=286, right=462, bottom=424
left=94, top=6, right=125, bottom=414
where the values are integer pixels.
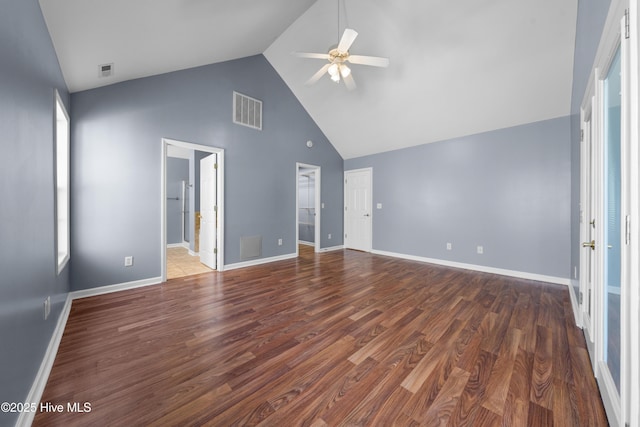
left=166, top=246, right=212, bottom=279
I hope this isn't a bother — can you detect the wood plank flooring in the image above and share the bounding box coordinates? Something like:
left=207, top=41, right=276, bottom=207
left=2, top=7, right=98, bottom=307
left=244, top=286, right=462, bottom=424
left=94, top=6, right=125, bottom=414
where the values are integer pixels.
left=34, top=246, right=608, bottom=426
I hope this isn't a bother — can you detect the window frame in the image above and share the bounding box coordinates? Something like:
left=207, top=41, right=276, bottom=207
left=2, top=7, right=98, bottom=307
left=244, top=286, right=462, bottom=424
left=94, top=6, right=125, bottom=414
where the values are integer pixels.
left=55, top=90, right=70, bottom=274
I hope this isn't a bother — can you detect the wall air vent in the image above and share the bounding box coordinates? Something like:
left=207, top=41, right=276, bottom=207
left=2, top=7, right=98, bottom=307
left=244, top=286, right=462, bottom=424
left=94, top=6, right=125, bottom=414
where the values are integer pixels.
left=240, top=235, right=262, bottom=260
left=98, top=63, right=114, bottom=78
left=233, top=91, right=262, bottom=130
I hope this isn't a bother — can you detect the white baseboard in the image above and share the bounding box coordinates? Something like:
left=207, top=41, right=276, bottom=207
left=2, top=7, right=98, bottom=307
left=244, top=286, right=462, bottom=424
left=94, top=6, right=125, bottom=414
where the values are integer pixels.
left=224, top=253, right=298, bottom=271
left=17, top=276, right=163, bottom=426
left=16, top=294, right=73, bottom=427
left=70, top=277, right=162, bottom=300
left=607, top=285, right=621, bottom=296
left=167, top=242, right=188, bottom=249
left=298, top=240, right=314, bottom=246
left=568, top=279, right=582, bottom=328
left=188, top=249, right=197, bottom=257
left=371, top=249, right=571, bottom=286
left=17, top=248, right=569, bottom=427
left=319, top=245, right=344, bottom=253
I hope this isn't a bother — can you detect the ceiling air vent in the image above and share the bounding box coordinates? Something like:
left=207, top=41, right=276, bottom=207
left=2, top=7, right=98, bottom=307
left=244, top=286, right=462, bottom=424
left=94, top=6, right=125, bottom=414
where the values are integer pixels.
left=233, top=91, right=262, bottom=130
left=98, top=63, right=114, bottom=78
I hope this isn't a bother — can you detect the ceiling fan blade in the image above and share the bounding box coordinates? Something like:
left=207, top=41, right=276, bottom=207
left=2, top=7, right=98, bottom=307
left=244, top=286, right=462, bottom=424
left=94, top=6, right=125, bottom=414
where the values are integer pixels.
left=293, top=52, right=331, bottom=60
left=342, top=72, right=356, bottom=91
left=337, top=28, right=358, bottom=52
left=347, top=55, right=390, bottom=67
left=306, top=63, right=331, bottom=85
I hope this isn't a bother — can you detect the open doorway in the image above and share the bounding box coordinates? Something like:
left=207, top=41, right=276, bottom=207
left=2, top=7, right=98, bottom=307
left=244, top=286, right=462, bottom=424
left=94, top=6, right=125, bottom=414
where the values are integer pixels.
left=296, top=163, right=321, bottom=255
left=161, top=138, right=225, bottom=281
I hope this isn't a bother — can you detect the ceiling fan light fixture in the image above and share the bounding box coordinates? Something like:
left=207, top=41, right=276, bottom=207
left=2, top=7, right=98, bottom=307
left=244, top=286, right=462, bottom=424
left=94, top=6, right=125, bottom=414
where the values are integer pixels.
left=339, top=64, right=351, bottom=78
left=294, top=0, right=388, bottom=90
left=328, top=63, right=341, bottom=82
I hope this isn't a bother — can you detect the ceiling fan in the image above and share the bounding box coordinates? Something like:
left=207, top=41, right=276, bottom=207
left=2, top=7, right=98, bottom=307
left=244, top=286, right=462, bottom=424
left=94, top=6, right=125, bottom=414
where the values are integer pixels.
left=294, top=27, right=389, bottom=90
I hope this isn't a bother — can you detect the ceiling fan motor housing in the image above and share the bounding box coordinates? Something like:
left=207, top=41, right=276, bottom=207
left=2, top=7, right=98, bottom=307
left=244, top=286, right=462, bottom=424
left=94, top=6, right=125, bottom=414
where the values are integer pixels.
left=329, top=48, right=349, bottom=63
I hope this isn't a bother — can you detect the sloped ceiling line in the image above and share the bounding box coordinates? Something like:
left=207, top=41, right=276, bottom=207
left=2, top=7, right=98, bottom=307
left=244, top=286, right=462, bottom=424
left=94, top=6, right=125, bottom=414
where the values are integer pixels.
left=39, top=0, right=578, bottom=159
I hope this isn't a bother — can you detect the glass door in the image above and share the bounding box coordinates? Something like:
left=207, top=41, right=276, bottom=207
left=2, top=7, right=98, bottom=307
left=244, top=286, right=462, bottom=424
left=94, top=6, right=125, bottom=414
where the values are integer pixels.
left=584, top=2, right=638, bottom=425
left=602, top=45, right=622, bottom=394
left=586, top=6, right=633, bottom=423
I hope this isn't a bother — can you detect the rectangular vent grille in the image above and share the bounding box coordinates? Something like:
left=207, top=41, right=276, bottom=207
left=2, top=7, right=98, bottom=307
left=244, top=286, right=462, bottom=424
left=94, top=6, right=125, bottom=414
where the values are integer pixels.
left=98, top=63, right=114, bottom=78
left=233, top=91, right=262, bottom=130
left=240, top=235, right=262, bottom=260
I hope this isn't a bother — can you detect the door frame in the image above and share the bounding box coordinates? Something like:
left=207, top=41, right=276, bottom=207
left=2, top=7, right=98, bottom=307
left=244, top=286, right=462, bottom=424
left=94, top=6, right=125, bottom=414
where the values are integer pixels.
left=161, top=138, right=225, bottom=280
left=628, top=3, right=639, bottom=426
left=344, top=167, right=373, bottom=252
left=296, top=163, right=321, bottom=254
left=579, top=100, right=596, bottom=356
left=577, top=1, right=638, bottom=425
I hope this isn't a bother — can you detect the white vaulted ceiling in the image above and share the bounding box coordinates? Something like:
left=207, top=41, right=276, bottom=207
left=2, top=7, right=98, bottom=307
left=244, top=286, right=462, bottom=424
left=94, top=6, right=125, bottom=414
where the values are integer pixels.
left=38, top=0, right=318, bottom=93
left=39, top=0, right=578, bottom=159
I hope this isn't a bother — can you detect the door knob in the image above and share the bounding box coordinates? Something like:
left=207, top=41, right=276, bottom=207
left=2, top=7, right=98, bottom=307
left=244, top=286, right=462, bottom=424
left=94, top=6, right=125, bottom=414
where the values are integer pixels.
left=364, top=213, right=370, bottom=217
left=582, top=240, right=595, bottom=250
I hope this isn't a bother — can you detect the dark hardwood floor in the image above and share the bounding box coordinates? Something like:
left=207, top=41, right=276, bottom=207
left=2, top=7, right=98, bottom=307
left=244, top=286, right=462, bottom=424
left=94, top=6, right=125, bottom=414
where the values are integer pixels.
left=34, top=246, right=607, bottom=426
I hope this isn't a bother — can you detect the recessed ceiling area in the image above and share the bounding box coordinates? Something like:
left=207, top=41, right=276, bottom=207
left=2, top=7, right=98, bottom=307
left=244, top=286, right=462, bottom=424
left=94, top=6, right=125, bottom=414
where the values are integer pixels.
left=39, top=0, right=578, bottom=159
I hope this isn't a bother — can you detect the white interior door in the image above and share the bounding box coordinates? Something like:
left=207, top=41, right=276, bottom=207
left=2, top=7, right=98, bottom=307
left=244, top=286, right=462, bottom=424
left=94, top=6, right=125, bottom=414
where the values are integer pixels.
left=344, top=168, right=372, bottom=252
left=580, top=110, right=596, bottom=355
left=200, top=154, right=217, bottom=269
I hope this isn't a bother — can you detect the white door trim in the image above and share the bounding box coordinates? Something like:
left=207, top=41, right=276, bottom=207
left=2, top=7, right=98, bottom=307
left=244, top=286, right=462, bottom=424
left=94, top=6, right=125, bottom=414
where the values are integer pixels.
left=344, top=167, right=373, bottom=252
left=296, top=163, right=321, bottom=254
left=578, top=1, right=636, bottom=425
left=627, top=3, right=639, bottom=425
left=579, top=102, right=596, bottom=358
left=161, top=138, right=225, bottom=281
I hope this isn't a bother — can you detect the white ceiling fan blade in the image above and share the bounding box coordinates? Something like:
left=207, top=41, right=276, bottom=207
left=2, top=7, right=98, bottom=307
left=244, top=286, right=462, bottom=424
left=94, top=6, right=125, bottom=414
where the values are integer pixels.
left=293, top=52, right=331, bottom=60
left=337, top=28, right=358, bottom=52
left=306, top=63, right=331, bottom=85
left=342, top=72, right=356, bottom=91
left=347, top=55, right=390, bottom=67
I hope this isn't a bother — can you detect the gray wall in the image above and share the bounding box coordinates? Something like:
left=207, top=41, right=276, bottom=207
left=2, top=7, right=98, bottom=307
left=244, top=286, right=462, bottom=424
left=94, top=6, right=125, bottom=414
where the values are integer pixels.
left=166, top=158, right=189, bottom=245
left=569, top=0, right=611, bottom=294
left=70, top=54, right=344, bottom=291
left=345, top=116, right=572, bottom=279
left=0, top=0, right=71, bottom=425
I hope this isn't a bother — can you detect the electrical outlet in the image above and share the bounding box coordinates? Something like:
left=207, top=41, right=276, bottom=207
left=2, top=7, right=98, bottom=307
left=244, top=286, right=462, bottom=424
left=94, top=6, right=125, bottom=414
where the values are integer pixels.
left=377, top=203, right=382, bottom=209
left=477, top=246, right=484, bottom=254
left=124, top=256, right=133, bottom=267
left=43, top=296, right=51, bottom=320
left=321, top=202, right=325, bottom=209
left=574, top=266, right=578, bottom=279
left=328, top=233, right=332, bottom=240
left=278, top=238, right=283, bottom=246
left=446, top=243, right=452, bottom=250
